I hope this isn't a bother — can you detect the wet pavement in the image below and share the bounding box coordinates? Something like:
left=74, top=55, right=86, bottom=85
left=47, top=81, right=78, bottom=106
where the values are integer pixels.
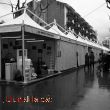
left=0, top=64, right=110, bottom=110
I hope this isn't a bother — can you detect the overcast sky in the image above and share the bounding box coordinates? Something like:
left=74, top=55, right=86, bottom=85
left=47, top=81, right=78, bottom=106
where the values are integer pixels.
left=0, top=0, right=110, bottom=42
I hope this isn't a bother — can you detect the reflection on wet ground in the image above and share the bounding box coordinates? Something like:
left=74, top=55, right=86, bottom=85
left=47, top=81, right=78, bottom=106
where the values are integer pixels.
left=74, top=65, right=110, bottom=110
left=0, top=64, right=110, bottom=110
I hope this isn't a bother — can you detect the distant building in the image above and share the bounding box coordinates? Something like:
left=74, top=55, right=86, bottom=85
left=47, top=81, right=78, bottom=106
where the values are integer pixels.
left=102, top=38, right=110, bottom=48
left=27, top=0, right=97, bottom=41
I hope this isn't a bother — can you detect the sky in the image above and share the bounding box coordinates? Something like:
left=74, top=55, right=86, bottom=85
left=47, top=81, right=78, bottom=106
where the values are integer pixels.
left=0, top=0, right=110, bottom=42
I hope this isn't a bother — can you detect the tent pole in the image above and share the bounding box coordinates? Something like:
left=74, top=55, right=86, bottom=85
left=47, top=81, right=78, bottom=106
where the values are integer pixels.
left=22, top=20, right=25, bottom=82
left=0, top=36, right=1, bottom=79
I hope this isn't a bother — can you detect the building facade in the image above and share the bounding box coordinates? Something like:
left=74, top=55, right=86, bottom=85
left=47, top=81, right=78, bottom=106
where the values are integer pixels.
left=102, top=38, right=110, bottom=48
left=28, top=0, right=97, bottom=42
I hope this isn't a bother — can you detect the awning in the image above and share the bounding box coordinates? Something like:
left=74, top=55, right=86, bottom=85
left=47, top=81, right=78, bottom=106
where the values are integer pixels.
left=0, top=9, right=60, bottom=40
left=76, top=36, right=87, bottom=45
left=66, top=32, right=77, bottom=40
left=0, top=11, right=45, bottom=30
left=48, top=24, right=67, bottom=37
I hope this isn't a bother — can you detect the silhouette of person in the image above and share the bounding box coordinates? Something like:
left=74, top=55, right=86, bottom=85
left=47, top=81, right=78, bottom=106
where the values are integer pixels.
left=84, top=52, right=90, bottom=71
left=89, top=51, right=95, bottom=70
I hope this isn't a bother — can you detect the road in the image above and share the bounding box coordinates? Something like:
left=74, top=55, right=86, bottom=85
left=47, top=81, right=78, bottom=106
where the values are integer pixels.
left=0, top=64, right=110, bottom=110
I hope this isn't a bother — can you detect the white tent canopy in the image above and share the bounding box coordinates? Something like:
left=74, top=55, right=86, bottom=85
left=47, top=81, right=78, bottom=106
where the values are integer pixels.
left=47, top=19, right=67, bottom=37
left=48, top=22, right=110, bottom=51
left=66, top=32, right=77, bottom=40
left=101, top=45, right=110, bottom=52
left=48, top=25, right=60, bottom=35
left=48, top=24, right=67, bottom=37
left=0, top=10, right=45, bottom=31
left=76, top=36, right=86, bottom=44
left=0, top=8, right=109, bottom=52
left=0, top=8, right=60, bottom=39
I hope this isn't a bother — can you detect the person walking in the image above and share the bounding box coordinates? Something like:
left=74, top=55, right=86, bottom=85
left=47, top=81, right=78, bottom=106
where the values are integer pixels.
left=84, top=52, right=90, bottom=71
left=89, top=51, right=95, bottom=70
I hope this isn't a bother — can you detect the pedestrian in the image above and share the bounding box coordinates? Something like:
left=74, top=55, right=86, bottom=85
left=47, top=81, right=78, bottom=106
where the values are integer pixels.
left=89, top=51, right=95, bottom=70
left=104, top=52, right=110, bottom=71
left=98, top=53, right=102, bottom=65
left=84, top=52, right=90, bottom=71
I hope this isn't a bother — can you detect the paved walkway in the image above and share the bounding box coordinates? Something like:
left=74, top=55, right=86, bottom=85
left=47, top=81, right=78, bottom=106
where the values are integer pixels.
left=0, top=64, right=110, bottom=110
left=74, top=66, right=110, bottom=110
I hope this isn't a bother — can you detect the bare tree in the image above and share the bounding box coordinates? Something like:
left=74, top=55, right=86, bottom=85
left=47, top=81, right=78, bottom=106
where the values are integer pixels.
left=33, top=0, right=50, bottom=17
left=106, top=0, right=110, bottom=9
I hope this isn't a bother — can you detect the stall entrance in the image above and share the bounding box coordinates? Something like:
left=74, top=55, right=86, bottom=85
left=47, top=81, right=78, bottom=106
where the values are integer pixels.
left=1, top=37, right=20, bottom=80
left=1, top=36, right=56, bottom=80
left=25, top=38, right=56, bottom=77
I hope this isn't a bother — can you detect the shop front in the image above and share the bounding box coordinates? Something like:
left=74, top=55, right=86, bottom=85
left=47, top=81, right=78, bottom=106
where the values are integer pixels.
left=0, top=26, right=58, bottom=83
left=0, top=9, right=59, bottom=83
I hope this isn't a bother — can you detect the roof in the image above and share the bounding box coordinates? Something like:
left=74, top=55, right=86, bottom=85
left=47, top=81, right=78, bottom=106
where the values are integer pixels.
left=0, top=9, right=60, bottom=39
left=48, top=24, right=67, bottom=37
left=0, top=10, right=45, bottom=31
left=66, top=32, right=77, bottom=40
left=0, top=8, right=109, bottom=51
left=77, top=36, right=86, bottom=45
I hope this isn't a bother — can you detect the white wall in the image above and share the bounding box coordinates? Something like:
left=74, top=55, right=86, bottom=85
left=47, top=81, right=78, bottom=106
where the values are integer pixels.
left=55, top=40, right=77, bottom=71
left=55, top=39, right=100, bottom=71
left=76, top=44, right=86, bottom=66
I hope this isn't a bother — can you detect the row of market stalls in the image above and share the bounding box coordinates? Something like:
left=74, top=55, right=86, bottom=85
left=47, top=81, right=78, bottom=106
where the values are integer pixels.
left=0, top=7, right=109, bottom=83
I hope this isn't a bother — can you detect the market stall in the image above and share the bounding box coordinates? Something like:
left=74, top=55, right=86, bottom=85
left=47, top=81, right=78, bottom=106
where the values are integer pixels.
left=0, top=8, right=59, bottom=83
